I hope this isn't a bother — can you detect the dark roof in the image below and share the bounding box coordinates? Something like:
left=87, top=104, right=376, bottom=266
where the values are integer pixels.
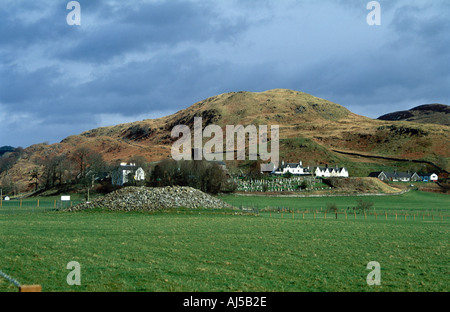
left=418, top=173, right=437, bottom=176
left=373, top=171, right=418, bottom=179
left=283, top=163, right=301, bottom=168
left=317, top=167, right=346, bottom=171
left=278, top=163, right=302, bottom=169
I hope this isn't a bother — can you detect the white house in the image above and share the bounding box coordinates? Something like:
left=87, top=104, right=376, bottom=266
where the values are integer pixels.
left=274, top=161, right=312, bottom=176
left=430, top=173, right=439, bottom=182
left=113, top=163, right=145, bottom=186
left=315, top=166, right=349, bottom=178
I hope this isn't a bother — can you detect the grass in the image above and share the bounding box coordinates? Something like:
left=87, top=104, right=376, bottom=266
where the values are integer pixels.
left=0, top=197, right=85, bottom=214
left=0, top=190, right=448, bottom=292
left=218, top=190, right=450, bottom=216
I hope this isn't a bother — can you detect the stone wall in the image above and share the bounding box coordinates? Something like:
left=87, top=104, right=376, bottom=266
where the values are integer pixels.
left=67, top=186, right=233, bottom=212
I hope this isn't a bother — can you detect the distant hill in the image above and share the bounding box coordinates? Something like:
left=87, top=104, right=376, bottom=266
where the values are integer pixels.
left=0, top=146, right=15, bottom=157
left=378, top=104, right=450, bottom=126
left=1, top=89, right=449, bottom=193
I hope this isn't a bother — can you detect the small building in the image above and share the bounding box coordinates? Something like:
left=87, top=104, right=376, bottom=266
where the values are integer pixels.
left=112, top=163, right=145, bottom=186
left=369, top=171, right=420, bottom=182
left=315, top=166, right=349, bottom=178
left=274, top=161, right=312, bottom=176
left=420, top=172, right=447, bottom=182
left=420, top=173, right=432, bottom=182
left=430, top=173, right=439, bottom=182
left=3, top=196, right=10, bottom=201
left=369, top=171, right=389, bottom=181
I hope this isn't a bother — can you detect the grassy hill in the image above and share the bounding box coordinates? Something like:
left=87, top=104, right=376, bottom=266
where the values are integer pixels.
left=378, top=104, right=450, bottom=126
left=2, top=89, right=449, bottom=192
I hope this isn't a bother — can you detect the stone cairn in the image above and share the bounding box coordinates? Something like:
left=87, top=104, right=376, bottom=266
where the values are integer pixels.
left=66, top=186, right=233, bottom=212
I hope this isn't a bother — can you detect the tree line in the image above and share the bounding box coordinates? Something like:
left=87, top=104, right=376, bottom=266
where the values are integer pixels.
left=0, top=146, right=233, bottom=196
left=146, top=159, right=234, bottom=194
left=0, top=146, right=112, bottom=195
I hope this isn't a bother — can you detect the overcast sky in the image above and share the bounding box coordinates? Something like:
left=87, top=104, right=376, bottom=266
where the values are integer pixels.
left=1, top=0, right=449, bottom=148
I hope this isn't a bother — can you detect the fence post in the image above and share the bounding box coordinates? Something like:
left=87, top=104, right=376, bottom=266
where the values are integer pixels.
left=19, top=285, right=42, bottom=292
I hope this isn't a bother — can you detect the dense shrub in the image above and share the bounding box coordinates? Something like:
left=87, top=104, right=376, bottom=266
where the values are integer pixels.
left=147, top=160, right=228, bottom=194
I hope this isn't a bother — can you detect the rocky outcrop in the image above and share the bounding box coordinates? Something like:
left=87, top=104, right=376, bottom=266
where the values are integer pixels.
left=67, top=186, right=233, bottom=212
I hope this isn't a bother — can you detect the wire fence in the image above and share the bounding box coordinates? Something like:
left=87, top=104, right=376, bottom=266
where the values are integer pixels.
left=1, top=199, right=448, bottom=223
left=0, top=199, right=85, bottom=215
left=0, top=270, right=21, bottom=288
left=236, top=206, right=450, bottom=223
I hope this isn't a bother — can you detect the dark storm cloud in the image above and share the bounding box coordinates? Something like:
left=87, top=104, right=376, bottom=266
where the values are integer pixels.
left=0, top=0, right=449, bottom=147
left=390, top=4, right=450, bottom=58
left=55, top=0, right=248, bottom=64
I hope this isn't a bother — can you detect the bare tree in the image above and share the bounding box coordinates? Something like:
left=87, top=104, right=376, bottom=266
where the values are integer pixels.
left=29, top=167, right=40, bottom=192
left=70, top=147, right=106, bottom=187
left=148, top=160, right=227, bottom=194
left=1, top=174, right=17, bottom=196
left=71, top=147, right=93, bottom=180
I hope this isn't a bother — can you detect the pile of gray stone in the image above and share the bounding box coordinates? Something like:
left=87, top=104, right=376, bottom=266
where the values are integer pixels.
left=67, top=186, right=233, bottom=212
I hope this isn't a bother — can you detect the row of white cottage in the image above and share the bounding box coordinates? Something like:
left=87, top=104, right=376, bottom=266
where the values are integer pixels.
left=113, top=161, right=348, bottom=185
left=273, top=161, right=349, bottom=178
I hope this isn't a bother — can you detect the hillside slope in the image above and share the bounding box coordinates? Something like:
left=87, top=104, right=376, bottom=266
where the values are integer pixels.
left=378, top=104, right=450, bottom=126
left=2, top=89, right=449, bottom=192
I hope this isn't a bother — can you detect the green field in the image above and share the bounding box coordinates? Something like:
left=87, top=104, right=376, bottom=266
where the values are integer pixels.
left=0, top=191, right=448, bottom=292
left=219, top=190, right=449, bottom=216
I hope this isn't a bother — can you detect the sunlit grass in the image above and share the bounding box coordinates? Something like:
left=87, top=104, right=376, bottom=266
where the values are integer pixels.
left=1, top=202, right=448, bottom=292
